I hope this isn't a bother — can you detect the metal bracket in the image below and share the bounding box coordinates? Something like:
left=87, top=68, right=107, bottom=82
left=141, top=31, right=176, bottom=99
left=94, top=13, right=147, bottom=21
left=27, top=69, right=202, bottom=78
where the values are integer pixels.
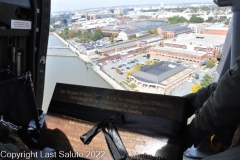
left=0, top=115, right=22, bottom=131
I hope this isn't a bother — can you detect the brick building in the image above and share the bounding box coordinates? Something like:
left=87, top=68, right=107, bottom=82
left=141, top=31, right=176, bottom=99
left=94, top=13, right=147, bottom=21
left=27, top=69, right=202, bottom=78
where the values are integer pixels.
left=202, top=27, right=228, bottom=36
left=154, top=34, right=226, bottom=66
left=149, top=47, right=208, bottom=67
left=157, top=24, right=192, bottom=39
left=129, top=62, right=195, bottom=94
left=97, top=54, right=121, bottom=65
left=98, top=35, right=162, bottom=56
left=97, top=47, right=143, bottom=65
left=98, top=41, right=138, bottom=56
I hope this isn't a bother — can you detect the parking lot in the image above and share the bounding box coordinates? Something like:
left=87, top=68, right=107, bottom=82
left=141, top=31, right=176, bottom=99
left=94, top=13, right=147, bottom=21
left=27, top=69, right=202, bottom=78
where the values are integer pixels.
left=102, top=53, right=155, bottom=82
left=67, top=39, right=112, bottom=54
left=67, top=40, right=86, bottom=53
left=101, top=53, right=218, bottom=96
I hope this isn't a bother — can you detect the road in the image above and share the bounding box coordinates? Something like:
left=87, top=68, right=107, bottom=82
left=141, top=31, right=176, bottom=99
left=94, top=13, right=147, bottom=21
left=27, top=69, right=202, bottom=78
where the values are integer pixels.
left=171, top=65, right=218, bottom=96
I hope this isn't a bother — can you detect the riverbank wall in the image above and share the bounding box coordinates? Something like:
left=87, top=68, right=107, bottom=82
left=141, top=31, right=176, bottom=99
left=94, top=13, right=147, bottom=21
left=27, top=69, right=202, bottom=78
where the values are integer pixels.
left=51, top=32, right=90, bottom=63
left=92, top=66, right=124, bottom=90
left=50, top=32, right=124, bottom=90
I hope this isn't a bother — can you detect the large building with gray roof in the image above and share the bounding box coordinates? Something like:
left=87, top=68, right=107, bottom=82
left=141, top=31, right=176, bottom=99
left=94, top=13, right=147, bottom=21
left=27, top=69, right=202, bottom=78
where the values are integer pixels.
left=101, top=25, right=128, bottom=35
left=98, top=35, right=162, bottom=55
left=129, top=61, right=195, bottom=94
left=158, top=24, right=192, bottom=39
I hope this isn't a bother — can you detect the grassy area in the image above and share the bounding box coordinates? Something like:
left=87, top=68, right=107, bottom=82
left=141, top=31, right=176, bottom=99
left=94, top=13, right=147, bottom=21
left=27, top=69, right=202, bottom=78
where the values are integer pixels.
left=128, top=83, right=137, bottom=89
left=120, top=81, right=137, bottom=90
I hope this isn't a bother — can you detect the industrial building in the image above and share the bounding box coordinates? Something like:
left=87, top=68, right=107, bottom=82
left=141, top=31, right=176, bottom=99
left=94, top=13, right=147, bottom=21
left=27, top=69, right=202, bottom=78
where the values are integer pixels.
left=202, top=27, right=229, bottom=36
left=157, top=24, right=192, bottom=39
left=150, top=34, right=225, bottom=67
left=98, top=35, right=162, bottom=56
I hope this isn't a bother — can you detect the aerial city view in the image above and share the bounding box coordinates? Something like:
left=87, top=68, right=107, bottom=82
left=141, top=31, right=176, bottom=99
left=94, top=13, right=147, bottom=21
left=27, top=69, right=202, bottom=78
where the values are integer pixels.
left=45, top=0, right=230, bottom=110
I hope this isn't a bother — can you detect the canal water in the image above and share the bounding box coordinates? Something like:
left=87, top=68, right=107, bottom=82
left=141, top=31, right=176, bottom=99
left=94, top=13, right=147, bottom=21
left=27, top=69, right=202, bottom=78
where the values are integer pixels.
left=42, top=35, right=112, bottom=112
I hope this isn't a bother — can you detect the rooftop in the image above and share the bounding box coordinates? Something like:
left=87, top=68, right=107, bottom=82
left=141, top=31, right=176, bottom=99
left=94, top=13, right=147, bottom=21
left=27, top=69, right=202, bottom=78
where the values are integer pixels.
left=101, top=25, right=127, bottom=31
left=164, top=33, right=226, bottom=47
left=151, top=46, right=207, bottom=57
left=99, top=35, right=161, bottom=53
left=123, top=30, right=138, bottom=34
left=131, top=61, right=194, bottom=86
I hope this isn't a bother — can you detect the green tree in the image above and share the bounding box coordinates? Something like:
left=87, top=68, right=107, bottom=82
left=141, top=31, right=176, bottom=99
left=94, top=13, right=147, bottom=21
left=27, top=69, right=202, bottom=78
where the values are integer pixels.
left=168, top=16, right=188, bottom=24
left=206, top=17, right=214, bottom=23
left=82, top=32, right=92, bottom=41
left=129, top=35, right=136, bottom=40
left=74, top=31, right=82, bottom=38
left=147, top=54, right=150, bottom=59
left=147, top=29, right=158, bottom=35
left=129, top=83, right=137, bottom=89
left=49, top=28, right=56, bottom=32
left=109, top=33, right=118, bottom=43
left=219, top=16, right=227, bottom=22
left=217, top=53, right=222, bottom=59
left=206, top=59, right=216, bottom=68
left=200, top=74, right=213, bottom=88
left=68, top=31, right=75, bottom=38
left=190, top=84, right=202, bottom=93
left=141, top=9, right=159, bottom=12
left=189, top=15, right=204, bottom=23
left=152, top=28, right=158, bottom=35
left=63, top=28, right=69, bottom=36
left=225, top=18, right=231, bottom=25
left=91, top=29, right=103, bottom=41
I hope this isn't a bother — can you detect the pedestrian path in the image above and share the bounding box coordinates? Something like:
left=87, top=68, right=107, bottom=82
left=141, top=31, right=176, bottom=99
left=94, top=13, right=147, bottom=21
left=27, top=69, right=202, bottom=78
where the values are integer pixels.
left=92, top=66, right=124, bottom=90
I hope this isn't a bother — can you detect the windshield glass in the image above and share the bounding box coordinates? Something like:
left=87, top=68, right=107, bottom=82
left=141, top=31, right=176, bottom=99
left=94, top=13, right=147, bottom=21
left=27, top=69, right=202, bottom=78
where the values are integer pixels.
left=43, top=0, right=231, bottom=112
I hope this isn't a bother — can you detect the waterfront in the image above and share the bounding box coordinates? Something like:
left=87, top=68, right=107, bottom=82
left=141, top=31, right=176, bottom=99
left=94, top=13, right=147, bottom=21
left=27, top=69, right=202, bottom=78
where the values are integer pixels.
left=42, top=35, right=112, bottom=112
left=42, top=34, right=218, bottom=112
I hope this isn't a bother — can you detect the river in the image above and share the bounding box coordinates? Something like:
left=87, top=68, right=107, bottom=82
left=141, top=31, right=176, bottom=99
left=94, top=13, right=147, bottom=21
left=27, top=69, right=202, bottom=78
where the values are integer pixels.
left=42, top=35, right=112, bottom=112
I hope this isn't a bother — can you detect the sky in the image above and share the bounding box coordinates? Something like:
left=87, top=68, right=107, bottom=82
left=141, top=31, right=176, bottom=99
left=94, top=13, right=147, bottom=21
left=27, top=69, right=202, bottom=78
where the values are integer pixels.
left=51, top=0, right=214, bottom=12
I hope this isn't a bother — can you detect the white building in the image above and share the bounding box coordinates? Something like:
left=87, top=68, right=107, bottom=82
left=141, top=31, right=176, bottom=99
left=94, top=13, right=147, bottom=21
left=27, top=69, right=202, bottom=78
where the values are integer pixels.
left=117, top=30, right=137, bottom=41
left=188, top=23, right=211, bottom=34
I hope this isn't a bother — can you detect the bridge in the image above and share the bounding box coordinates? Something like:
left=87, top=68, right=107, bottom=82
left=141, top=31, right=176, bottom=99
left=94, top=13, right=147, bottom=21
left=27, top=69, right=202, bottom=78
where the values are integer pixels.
left=47, top=52, right=77, bottom=57
left=48, top=46, right=69, bottom=49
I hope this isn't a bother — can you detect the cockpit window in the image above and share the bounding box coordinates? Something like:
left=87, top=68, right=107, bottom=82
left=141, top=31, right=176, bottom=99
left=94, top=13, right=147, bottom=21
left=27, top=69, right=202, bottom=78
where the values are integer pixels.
left=44, top=0, right=230, bottom=112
